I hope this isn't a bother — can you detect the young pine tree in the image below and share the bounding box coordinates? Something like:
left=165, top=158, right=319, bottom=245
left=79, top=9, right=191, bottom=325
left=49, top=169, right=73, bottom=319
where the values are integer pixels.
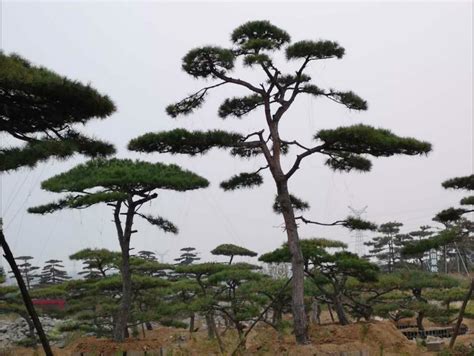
left=137, top=250, right=158, bottom=262
left=260, top=238, right=378, bottom=325
left=129, top=21, right=431, bottom=343
left=10, top=256, right=40, bottom=290
left=70, top=248, right=119, bottom=279
left=174, top=247, right=201, bottom=265
left=365, top=222, right=404, bottom=273
left=38, top=259, right=70, bottom=286
left=211, top=243, right=257, bottom=265
left=28, top=158, right=209, bottom=341
left=403, top=174, right=473, bottom=347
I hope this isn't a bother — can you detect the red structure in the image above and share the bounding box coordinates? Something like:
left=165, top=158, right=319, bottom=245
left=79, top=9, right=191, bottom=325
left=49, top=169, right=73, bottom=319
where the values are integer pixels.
left=32, top=299, right=66, bottom=311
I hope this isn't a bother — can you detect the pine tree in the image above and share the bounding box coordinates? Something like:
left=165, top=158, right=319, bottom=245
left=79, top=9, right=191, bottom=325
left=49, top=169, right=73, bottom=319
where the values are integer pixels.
left=128, top=20, right=431, bottom=344
left=174, top=247, right=201, bottom=265
left=260, top=238, right=378, bottom=325
left=365, top=222, right=405, bottom=272
left=436, top=175, right=474, bottom=223
left=402, top=175, right=474, bottom=273
left=207, top=264, right=265, bottom=351
left=400, top=174, right=473, bottom=347
left=407, top=225, right=436, bottom=270
left=388, top=271, right=458, bottom=333
left=137, top=250, right=157, bottom=261
left=28, top=158, right=209, bottom=341
left=9, top=256, right=40, bottom=290
left=64, top=273, right=169, bottom=338
left=0, top=52, right=116, bottom=355
left=38, top=259, right=70, bottom=286
left=64, top=248, right=172, bottom=336
left=173, top=262, right=228, bottom=347
left=211, top=243, right=257, bottom=264
left=70, top=248, right=119, bottom=279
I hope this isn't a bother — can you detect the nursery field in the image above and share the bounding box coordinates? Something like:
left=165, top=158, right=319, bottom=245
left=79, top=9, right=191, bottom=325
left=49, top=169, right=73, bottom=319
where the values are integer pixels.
left=1, top=6, right=473, bottom=356
left=3, top=318, right=474, bottom=356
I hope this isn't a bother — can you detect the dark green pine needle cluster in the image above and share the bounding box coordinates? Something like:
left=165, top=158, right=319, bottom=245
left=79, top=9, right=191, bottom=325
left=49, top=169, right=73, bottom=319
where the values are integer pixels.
left=218, top=95, right=264, bottom=119
left=435, top=174, right=474, bottom=223
left=220, top=172, right=263, bottom=191
left=0, top=52, right=116, bottom=171
left=39, top=158, right=209, bottom=193
left=272, top=194, right=310, bottom=214
left=259, top=238, right=378, bottom=284
left=28, top=158, right=209, bottom=215
left=182, top=47, right=235, bottom=78
left=211, top=244, right=258, bottom=258
left=316, top=124, right=431, bottom=172
left=128, top=129, right=243, bottom=156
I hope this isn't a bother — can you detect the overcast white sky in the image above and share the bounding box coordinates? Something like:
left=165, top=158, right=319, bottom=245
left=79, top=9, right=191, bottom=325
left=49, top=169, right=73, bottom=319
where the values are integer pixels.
left=1, top=1, right=472, bottom=273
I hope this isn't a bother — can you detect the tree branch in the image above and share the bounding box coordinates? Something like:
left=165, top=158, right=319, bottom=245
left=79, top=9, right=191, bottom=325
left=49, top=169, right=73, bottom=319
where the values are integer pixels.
left=285, top=144, right=326, bottom=179
left=295, top=215, right=347, bottom=227
left=212, top=70, right=264, bottom=94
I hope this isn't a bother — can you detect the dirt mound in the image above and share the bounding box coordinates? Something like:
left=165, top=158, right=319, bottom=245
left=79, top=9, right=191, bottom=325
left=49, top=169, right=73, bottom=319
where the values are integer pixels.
left=71, top=337, right=164, bottom=353
left=247, top=321, right=420, bottom=355
left=314, top=321, right=417, bottom=350
left=5, top=322, right=426, bottom=355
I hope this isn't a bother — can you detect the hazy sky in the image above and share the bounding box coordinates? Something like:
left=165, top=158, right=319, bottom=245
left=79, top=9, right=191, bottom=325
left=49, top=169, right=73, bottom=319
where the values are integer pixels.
left=1, top=1, right=472, bottom=273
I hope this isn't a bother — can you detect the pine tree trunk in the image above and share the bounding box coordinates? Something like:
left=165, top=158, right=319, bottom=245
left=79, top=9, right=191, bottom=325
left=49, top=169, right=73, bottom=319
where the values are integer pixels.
left=443, top=246, right=448, bottom=273
left=0, top=227, right=53, bottom=356
left=113, top=239, right=132, bottom=341
left=189, top=313, right=195, bottom=332
left=327, top=303, right=335, bottom=322
left=19, top=311, right=35, bottom=339
left=207, top=313, right=224, bottom=352
left=25, top=271, right=31, bottom=290
left=112, top=201, right=135, bottom=342
left=236, top=323, right=246, bottom=351
left=206, top=313, right=216, bottom=339
left=333, top=296, right=349, bottom=325
left=310, top=299, right=321, bottom=325
left=276, top=182, right=309, bottom=344
left=413, top=288, right=425, bottom=336
left=449, top=278, right=474, bottom=348
left=416, top=312, right=424, bottom=330
left=272, top=308, right=283, bottom=325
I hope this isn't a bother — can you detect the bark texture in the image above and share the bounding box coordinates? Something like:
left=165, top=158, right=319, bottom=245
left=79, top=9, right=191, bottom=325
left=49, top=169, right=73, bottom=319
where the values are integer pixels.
left=276, top=182, right=309, bottom=344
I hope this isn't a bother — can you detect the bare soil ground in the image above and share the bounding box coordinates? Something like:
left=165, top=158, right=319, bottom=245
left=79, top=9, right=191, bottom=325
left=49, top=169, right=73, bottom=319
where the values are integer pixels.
left=1, top=321, right=464, bottom=356
left=3, top=313, right=473, bottom=355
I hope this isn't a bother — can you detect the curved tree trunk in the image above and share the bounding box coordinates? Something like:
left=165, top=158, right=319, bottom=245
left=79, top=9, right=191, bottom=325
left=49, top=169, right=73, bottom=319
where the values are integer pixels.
left=276, top=182, right=309, bottom=344
left=412, top=288, right=426, bottom=337
left=0, top=227, right=53, bottom=356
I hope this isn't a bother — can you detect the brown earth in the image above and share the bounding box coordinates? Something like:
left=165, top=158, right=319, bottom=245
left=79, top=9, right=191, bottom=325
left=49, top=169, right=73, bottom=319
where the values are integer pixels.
left=1, top=321, right=449, bottom=356
left=3, top=312, right=473, bottom=356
